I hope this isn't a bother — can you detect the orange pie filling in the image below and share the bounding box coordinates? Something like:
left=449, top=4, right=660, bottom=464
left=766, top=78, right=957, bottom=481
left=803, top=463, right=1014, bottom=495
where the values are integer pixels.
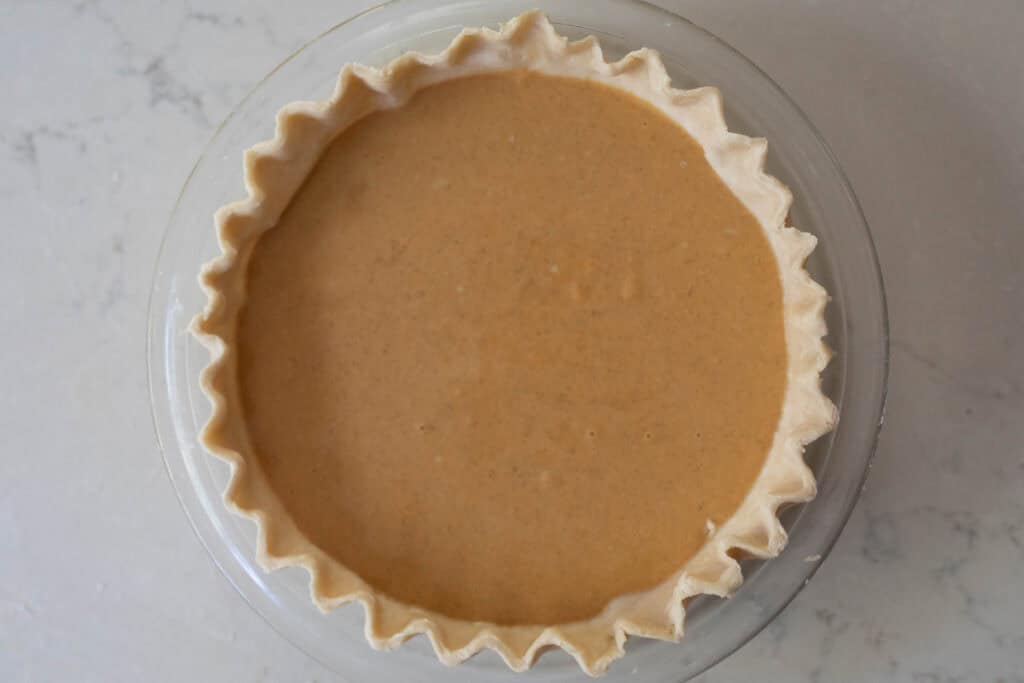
left=236, top=71, right=787, bottom=626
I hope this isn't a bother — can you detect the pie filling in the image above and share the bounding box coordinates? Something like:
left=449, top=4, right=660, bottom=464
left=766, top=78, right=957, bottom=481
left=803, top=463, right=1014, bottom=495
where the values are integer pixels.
left=237, top=70, right=786, bottom=626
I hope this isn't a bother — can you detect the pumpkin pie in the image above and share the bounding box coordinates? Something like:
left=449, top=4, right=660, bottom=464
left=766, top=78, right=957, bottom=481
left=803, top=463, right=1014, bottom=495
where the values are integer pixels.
left=193, top=11, right=835, bottom=676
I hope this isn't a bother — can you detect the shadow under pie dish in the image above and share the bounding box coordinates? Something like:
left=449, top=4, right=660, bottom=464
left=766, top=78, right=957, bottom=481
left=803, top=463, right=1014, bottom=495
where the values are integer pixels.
left=192, top=10, right=836, bottom=677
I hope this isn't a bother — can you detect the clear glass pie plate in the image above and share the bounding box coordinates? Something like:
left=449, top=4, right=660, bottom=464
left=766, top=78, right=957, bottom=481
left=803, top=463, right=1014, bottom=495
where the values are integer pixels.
left=147, top=1, right=889, bottom=680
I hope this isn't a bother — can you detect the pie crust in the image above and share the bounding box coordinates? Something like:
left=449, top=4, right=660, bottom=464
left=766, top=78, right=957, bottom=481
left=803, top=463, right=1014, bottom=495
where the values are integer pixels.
left=193, top=11, right=836, bottom=676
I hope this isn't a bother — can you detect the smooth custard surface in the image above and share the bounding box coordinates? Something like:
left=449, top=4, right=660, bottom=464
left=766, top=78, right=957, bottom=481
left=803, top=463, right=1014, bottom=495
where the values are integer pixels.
left=238, top=71, right=787, bottom=625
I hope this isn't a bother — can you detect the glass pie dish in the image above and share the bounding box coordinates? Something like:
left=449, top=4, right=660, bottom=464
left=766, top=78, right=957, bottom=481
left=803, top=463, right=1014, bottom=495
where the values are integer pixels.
left=147, top=1, right=889, bottom=680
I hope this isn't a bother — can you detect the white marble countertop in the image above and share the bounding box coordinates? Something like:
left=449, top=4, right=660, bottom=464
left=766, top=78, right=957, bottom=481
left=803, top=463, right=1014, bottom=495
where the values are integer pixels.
left=3, top=1, right=1022, bottom=681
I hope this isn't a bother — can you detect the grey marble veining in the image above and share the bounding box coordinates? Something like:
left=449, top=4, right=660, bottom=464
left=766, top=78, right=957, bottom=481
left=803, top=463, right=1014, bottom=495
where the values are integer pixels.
left=2, top=1, right=1022, bottom=681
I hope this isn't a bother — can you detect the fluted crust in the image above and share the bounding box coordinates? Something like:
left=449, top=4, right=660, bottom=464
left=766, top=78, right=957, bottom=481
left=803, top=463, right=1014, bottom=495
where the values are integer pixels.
left=192, top=11, right=836, bottom=676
